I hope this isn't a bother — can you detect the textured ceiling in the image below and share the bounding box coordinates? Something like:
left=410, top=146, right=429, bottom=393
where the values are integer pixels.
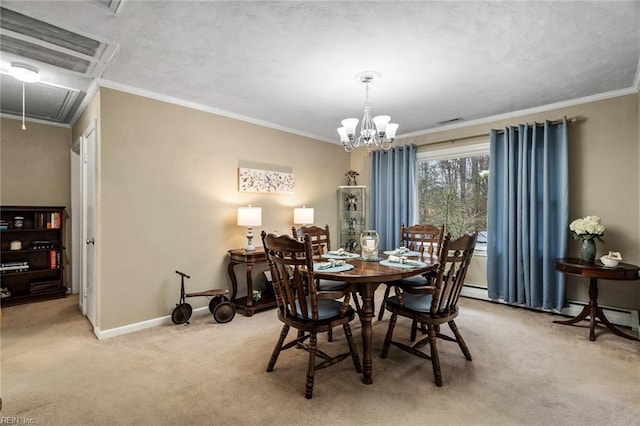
left=1, top=1, right=639, bottom=144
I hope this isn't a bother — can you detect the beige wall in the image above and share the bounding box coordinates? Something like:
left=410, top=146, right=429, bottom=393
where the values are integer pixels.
left=88, top=88, right=350, bottom=330
left=1, top=118, right=71, bottom=207
left=351, top=93, right=640, bottom=311
left=4, top=90, right=639, bottom=329
left=0, top=118, right=72, bottom=282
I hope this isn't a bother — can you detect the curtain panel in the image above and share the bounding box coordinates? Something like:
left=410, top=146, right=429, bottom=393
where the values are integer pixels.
left=369, top=144, right=417, bottom=250
left=487, top=119, right=568, bottom=311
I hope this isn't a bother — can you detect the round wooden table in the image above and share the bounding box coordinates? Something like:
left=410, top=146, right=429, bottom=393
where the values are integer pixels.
left=555, top=258, right=639, bottom=341
left=315, top=253, right=439, bottom=384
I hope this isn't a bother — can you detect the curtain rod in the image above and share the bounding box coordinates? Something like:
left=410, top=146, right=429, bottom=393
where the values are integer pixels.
left=420, top=116, right=580, bottom=147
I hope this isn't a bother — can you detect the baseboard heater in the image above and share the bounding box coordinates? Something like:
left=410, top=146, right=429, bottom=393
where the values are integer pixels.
left=461, top=285, right=639, bottom=332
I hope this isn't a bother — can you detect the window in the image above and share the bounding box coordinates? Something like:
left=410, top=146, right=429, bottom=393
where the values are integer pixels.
left=416, top=142, right=489, bottom=252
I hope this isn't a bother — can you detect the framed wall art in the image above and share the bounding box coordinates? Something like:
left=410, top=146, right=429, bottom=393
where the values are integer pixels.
left=238, top=167, right=294, bottom=194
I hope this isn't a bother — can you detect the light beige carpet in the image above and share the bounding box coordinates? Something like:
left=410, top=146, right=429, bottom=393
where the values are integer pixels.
left=1, top=294, right=639, bottom=425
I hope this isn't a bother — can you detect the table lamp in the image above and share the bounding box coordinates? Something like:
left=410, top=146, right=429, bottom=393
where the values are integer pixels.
left=293, top=206, right=314, bottom=226
left=237, top=205, right=262, bottom=251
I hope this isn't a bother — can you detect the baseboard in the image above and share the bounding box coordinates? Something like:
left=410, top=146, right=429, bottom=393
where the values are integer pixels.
left=93, top=306, right=210, bottom=340
left=461, top=285, right=639, bottom=332
left=94, top=287, right=638, bottom=339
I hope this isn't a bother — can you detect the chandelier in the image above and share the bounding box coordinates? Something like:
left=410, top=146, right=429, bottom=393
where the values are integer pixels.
left=337, top=71, right=398, bottom=152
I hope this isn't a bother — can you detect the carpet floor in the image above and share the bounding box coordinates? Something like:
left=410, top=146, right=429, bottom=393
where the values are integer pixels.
left=1, top=294, right=639, bottom=425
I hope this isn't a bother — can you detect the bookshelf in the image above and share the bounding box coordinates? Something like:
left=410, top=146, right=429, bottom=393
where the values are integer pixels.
left=1, top=206, right=67, bottom=306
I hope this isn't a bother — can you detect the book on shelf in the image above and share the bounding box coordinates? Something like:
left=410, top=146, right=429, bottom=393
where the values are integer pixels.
left=40, top=212, right=61, bottom=229
left=49, top=250, right=58, bottom=269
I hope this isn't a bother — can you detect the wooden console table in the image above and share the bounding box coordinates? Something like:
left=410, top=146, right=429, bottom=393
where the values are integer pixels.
left=555, top=258, right=639, bottom=341
left=227, top=247, right=276, bottom=316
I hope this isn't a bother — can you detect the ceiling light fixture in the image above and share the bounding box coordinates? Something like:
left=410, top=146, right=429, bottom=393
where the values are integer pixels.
left=8, top=63, right=41, bottom=130
left=337, top=71, right=398, bottom=153
left=9, top=64, right=41, bottom=83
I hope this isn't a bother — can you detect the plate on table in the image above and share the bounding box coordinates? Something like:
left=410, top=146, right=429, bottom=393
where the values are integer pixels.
left=313, top=262, right=355, bottom=273
left=383, top=249, right=422, bottom=257
left=322, top=252, right=360, bottom=260
left=379, top=259, right=427, bottom=269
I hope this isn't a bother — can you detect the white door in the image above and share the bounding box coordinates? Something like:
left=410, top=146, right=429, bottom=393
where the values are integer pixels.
left=82, top=124, right=98, bottom=327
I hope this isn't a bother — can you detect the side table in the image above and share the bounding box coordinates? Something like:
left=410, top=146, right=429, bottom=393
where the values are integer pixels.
left=555, top=258, right=639, bottom=341
left=227, top=247, right=276, bottom=316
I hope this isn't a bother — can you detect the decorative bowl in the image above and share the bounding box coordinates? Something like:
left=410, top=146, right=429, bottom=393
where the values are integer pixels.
left=600, top=256, right=620, bottom=267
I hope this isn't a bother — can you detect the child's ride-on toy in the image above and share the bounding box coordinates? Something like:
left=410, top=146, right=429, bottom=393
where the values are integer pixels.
left=171, top=270, right=235, bottom=325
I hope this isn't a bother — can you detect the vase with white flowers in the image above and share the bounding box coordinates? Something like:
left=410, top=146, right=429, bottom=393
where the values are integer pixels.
left=569, top=215, right=605, bottom=263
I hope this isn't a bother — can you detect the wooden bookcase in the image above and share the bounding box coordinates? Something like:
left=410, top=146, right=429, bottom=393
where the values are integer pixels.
left=1, top=206, right=67, bottom=306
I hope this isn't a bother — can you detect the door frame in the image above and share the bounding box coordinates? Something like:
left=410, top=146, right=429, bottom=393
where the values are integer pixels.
left=71, top=120, right=98, bottom=327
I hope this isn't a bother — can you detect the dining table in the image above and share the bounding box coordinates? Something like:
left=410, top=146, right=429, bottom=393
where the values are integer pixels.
left=314, top=250, right=439, bottom=384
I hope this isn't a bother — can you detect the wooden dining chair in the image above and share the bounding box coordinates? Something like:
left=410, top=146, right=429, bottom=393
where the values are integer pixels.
left=292, top=225, right=362, bottom=328
left=261, top=231, right=362, bottom=399
left=380, top=232, right=478, bottom=387
left=377, top=223, right=445, bottom=323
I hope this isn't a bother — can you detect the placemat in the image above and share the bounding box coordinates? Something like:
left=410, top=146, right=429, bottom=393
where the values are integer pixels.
left=313, top=263, right=355, bottom=273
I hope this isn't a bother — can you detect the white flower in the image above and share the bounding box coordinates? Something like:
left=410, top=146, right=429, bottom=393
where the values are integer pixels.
left=569, top=215, right=605, bottom=239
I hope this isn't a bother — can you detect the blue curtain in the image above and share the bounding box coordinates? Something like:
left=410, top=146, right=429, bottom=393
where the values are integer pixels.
left=487, top=120, right=568, bottom=311
left=369, top=144, right=417, bottom=250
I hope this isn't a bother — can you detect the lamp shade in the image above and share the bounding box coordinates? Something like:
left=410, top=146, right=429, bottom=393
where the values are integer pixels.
left=237, top=206, right=262, bottom=227
left=293, top=206, right=314, bottom=225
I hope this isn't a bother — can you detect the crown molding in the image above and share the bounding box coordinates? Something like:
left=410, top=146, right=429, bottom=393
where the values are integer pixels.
left=96, top=79, right=335, bottom=144
left=400, top=87, right=639, bottom=139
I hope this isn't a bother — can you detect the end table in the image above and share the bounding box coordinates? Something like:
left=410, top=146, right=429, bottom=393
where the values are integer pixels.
left=227, top=247, right=276, bottom=316
left=555, top=258, right=639, bottom=341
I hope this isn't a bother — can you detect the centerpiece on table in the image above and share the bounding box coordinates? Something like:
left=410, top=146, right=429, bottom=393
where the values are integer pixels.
left=569, top=215, right=605, bottom=263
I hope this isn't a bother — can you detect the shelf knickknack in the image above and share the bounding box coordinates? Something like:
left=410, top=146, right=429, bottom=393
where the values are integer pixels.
left=238, top=167, right=294, bottom=194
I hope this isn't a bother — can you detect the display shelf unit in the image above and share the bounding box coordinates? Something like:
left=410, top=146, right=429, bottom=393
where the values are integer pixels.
left=337, top=186, right=366, bottom=250
left=1, top=206, right=67, bottom=306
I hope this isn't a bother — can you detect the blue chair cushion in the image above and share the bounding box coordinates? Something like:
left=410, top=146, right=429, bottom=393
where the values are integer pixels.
left=396, top=275, right=429, bottom=287
left=294, top=298, right=346, bottom=320
left=387, top=293, right=433, bottom=313
left=317, top=279, right=349, bottom=291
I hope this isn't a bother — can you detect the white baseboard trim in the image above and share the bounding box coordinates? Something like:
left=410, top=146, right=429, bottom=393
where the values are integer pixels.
left=461, top=285, right=639, bottom=332
left=94, top=287, right=638, bottom=339
left=93, top=306, right=210, bottom=340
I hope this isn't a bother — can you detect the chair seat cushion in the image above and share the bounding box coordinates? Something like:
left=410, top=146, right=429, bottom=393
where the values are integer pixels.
left=294, top=298, right=348, bottom=320
left=387, top=293, right=433, bottom=313
left=317, top=279, right=349, bottom=291
left=394, top=275, right=429, bottom=287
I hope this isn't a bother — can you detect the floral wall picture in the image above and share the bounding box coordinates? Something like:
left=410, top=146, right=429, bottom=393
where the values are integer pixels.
left=238, top=167, right=295, bottom=194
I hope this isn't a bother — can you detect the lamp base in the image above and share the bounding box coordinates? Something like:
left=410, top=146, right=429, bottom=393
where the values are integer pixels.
left=245, top=229, right=255, bottom=251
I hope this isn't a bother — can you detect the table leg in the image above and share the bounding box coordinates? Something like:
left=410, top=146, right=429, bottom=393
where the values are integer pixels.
left=245, top=263, right=255, bottom=315
left=358, top=284, right=379, bottom=385
left=588, top=278, right=598, bottom=341
left=554, top=278, right=639, bottom=341
left=594, top=307, right=640, bottom=341
left=227, top=261, right=239, bottom=301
